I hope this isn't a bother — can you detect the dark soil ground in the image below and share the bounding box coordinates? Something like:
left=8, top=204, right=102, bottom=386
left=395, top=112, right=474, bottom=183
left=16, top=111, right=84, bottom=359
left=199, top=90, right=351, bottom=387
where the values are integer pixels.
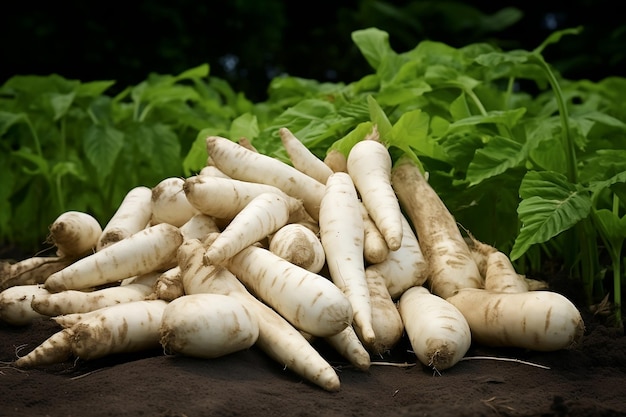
left=1, top=246, right=625, bottom=417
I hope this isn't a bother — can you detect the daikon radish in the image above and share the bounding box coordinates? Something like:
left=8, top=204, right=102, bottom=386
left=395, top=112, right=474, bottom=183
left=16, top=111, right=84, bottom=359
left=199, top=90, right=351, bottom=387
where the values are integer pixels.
left=97, top=186, right=153, bottom=251
left=153, top=266, right=184, bottom=302
left=14, top=328, right=74, bottom=368
left=319, top=172, right=375, bottom=345
left=0, top=284, right=50, bottom=325
left=399, top=286, right=471, bottom=371
left=268, top=223, right=325, bottom=273
left=179, top=213, right=220, bottom=241
left=347, top=135, right=403, bottom=251
left=0, top=256, right=73, bottom=291
left=359, top=202, right=389, bottom=265
left=365, top=216, right=428, bottom=299
left=392, top=157, right=483, bottom=299
left=151, top=177, right=198, bottom=227
left=483, top=250, right=530, bottom=293
left=225, top=243, right=352, bottom=337
left=279, top=127, right=334, bottom=184
left=205, top=135, right=325, bottom=221
left=44, top=223, right=183, bottom=293
left=447, top=288, right=585, bottom=351
left=178, top=238, right=341, bottom=391
left=323, top=325, right=371, bottom=371
left=160, top=293, right=259, bottom=359
left=47, top=211, right=102, bottom=258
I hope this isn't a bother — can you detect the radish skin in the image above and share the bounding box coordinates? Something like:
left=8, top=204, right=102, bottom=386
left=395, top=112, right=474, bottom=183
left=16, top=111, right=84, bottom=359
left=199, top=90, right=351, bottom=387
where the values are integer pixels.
left=319, top=172, right=375, bottom=345
left=31, top=280, right=155, bottom=316
left=160, top=293, right=259, bottom=359
left=392, top=157, right=483, bottom=299
left=183, top=175, right=310, bottom=224
left=47, top=211, right=102, bottom=258
left=153, top=266, right=184, bottom=302
left=0, top=284, right=50, bottom=325
left=360, top=202, right=389, bottom=265
left=179, top=214, right=220, bottom=241
left=178, top=238, right=341, bottom=391
left=71, top=299, right=168, bottom=360
left=0, top=256, right=73, bottom=291
left=366, top=216, right=428, bottom=299
left=203, top=193, right=293, bottom=266
left=483, top=250, right=529, bottom=293
left=347, top=138, right=403, bottom=251
left=97, top=186, right=153, bottom=251
left=14, top=328, right=74, bottom=368
left=205, top=135, right=325, bottom=221
left=399, top=286, right=472, bottom=370
left=268, top=223, right=325, bottom=273
left=279, top=127, right=334, bottom=184
left=324, top=325, right=371, bottom=371
left=225, top=244, right=352, bottom=337
left=151, top=177, right=198, bottom=227
left=44, top=223, right=183, bottom=293
left=446, top=288, right=585, bottom=351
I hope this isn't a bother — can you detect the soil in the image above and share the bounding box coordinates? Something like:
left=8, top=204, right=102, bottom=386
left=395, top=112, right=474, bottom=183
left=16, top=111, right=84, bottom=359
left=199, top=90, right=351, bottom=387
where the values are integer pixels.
left=1, top=246, right=626, bottom=417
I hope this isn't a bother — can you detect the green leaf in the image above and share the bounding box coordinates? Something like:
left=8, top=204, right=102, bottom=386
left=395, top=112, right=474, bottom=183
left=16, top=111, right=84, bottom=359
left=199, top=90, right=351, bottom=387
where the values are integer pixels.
left=367, top=96, right=393, bottom=138
left=230, top=113, right=259, bottom=142
left=328, top=122, right=374, bottom=157
left=0, top=111, right=26, bottom=136
left=351, top=28, right=394, bottom=71
left=593, top=209, right=626, bottom=250
left=510, top=171, right=592, bottom=260
left=49, top=91, right=76, bottom=121
left=466, top=135, right=525, bottom=186
left=389, top=109, right=447, bottom=162
left=448, top=108, right=527, bottom=130
left=77, top=80, right=116, bottom=97
left=83, top=124, right=125, bottom=181
left=174, top=64, right=210, bottom=81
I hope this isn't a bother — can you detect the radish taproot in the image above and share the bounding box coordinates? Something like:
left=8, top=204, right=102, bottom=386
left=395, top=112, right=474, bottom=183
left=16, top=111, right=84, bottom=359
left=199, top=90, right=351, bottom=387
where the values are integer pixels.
left=0, top=256, right=73, bottom=291
left=399, top=286, right=472, bottom=371
left=360, top=202, right=389, bottom=265
left=225, top=243, right=352, bottom=337
left=47, top=211, right=102, bottom=258
left=160, top=293, right=259, bottom=359
left=391, top=157, right=483, bottom=299
left=446, top=288, right=585, bottom=351
left=324, top=325, right=371, bottom=371
left=44, top=223, right=183, bottom=293
left=205, top=135, right=325, bottom=221
left=203, top=192, right=294, bottom=266
left=151, top=177, right=198, bottom=227
left=319, top=172, right=375, bottom=345
left=268, top=223, right=325, bottom=273
left=14, top=328, right=74, bottom=368
left=279, top=127, right=334, bottom=184
left=347, top=135, right=403, bottom=251
left=0, top=284, right=50, bottom=325
left=97, top=186, right=153, bottom=251
left=178, top=238, right=341, bottom=391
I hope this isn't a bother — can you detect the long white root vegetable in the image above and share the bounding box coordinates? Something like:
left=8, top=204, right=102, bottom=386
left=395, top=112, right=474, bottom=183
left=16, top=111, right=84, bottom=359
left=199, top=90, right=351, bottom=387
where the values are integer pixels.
left=279, top=127, right=334, bottom=184
left=319, top=172, right=375, bottom=345
left=225, top=243, right=352, bottom=337
left=179, top=213, right=220, bottom=242
left=347, top=136, right=403, bottom=251
left=446, top=288, right=585, bottom=351
left=14, top=328, right=74, bottom=368
left=151, top=177, right=198, bottom=227
left=31, top=279, right=155, bottom=316
left=0, top=284, right=50, bottom=325
left=97, top=186, right=153, bottom=251
left=483, top=250, right=530, bottom=293
left=268, top=223, right=326, bottom=273
left=178, top=238, right=341, bottom=391
left=203, top=193, right=293, bottom=266
left=47, top=211, right=102, bottom=258
left=323, top=325, right=371, bottom=371
left=183, top=175, right=310, bottom=224
left=44, top=223, right=183, bottom=293
left=71, top=299, right=168, bottom=360
left=398, top=286, right=472, bottom=371
left=153, top=266, right=184, bottom=302
left=391, top=157, right=483, bottom=299
left=359, top=268, right=404, bottom=355
left=365, top=215, right=428, bottom=299
left=160, top=293, right=259, bottom=359
left=360, top=202, right=389, bottom=265
left=0, top=256, right=73, bottom=291
left=205, top=135, right=326, bottom=221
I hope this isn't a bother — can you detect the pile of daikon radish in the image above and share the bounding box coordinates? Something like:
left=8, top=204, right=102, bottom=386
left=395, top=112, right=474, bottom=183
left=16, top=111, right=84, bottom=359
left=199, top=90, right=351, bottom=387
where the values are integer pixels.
left=0, top=126, right=585, bottom=392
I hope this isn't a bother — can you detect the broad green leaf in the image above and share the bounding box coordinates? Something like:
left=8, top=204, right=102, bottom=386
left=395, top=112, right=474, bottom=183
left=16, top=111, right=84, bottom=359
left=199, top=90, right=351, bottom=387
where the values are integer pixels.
left=49, top=91, right=76, bottom=121
left=83, top=124, right=125, bottom=181
left=389, top=109, right=447, bottom=162
left=77, top=80, right=116, bottom=97
left=510, top=171, right=592, bottom=260
left=594, top=209, right=626, bottom=248
left=449, top=92, right=472, bottom=121
left=174, top=64, right=210, bottom=81
left=533, top=26, right=583, bottom=55
left=328, top=122, right=374, bottom=157
left=144, top=124, right=182, bottom=179
left=466, top=135, right=525, bottom=186
left=0, top=111, right=26, bottom=136
left=367, top=96, right=393, bottom=139
left=351, top=28, right=394, bottom=71
left=230, top=113, right=259, bottom=142
left=448, top=108, right=526, bottom=130
left=12, top=149, right=49, bottom=176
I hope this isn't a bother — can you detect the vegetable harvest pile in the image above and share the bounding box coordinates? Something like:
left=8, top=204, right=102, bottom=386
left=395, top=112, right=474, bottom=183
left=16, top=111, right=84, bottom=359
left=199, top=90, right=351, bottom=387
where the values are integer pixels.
left=0, top=25, right=624, bottom=392
left=0, top=126, right=585, bottom=391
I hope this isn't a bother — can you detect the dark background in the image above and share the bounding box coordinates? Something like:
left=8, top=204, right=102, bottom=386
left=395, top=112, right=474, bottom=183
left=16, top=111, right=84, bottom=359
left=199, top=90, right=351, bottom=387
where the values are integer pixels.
left=2, top=1, right=624, bottom=101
